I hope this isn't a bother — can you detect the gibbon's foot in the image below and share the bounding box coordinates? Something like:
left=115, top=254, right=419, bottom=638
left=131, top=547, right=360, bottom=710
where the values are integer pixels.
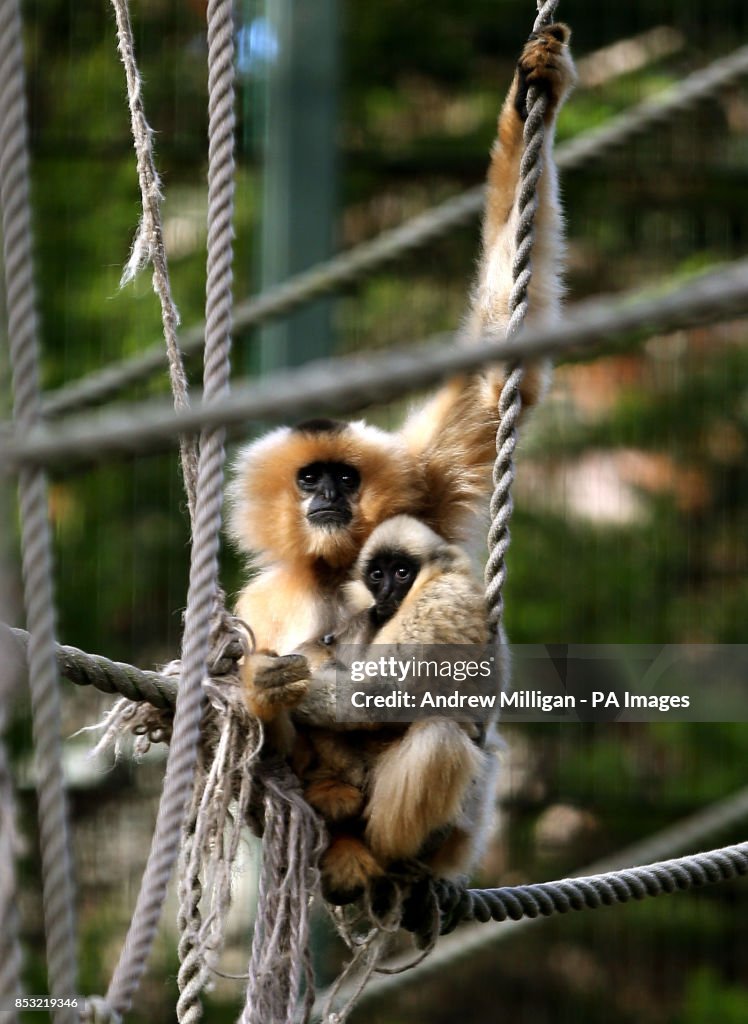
left=321, top=835, right=384, bottom=905
left=304, top=778, right=365, bottom=822
left=243, top=652, right=310, bottom=721
left=515, top=23, right=576, bottom=121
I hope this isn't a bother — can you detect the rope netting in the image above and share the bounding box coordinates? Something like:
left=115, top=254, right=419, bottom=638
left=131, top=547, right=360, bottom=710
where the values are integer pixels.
left=1, top=0, right=748, bottom=1022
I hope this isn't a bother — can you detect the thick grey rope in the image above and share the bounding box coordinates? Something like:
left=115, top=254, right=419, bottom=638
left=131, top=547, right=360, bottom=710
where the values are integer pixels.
left=5, top=256, right=748, bottom=470
left=0, top=1, right=79, bottom=1020
left=400, top=842, right=748, bottom=944
left=4, top=623, right=248, bottom=710
left=485, top=0, right=558, bottom=630
left=173, top=3, right=235, bottom=1021
left=4, top=622, right=179, bottom=707
left=103, top=2, right=235, bottom=1017
left=0, top=413, right=22, bottom=1024
left=40, top=41, right=748, bottom=419
left=0, top=676, right=23, bottom=1024
left=109, top=0, right=199, bottom=519
left=176, top=806, right=207, bottom=1024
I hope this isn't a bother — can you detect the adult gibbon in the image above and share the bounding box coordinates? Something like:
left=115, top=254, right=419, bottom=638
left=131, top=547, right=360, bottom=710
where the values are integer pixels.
left=291, top=515, right=498, bottom=903
left=227, top=26, right=575, bottom=717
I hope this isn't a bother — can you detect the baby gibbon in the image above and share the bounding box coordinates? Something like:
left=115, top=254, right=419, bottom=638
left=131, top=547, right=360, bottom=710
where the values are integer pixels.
left=291, top=516, right=499, bottom=903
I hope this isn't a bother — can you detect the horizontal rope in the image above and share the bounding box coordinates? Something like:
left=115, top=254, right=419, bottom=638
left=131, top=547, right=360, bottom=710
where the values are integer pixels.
left=40, top=42, right=748, bottom=419
left=408, top=841, right=748, bottom=937
left=2, top=624, right=178, bottom=709
left=314, top=785, right=748, bottom=1017
left=2, top=256, right=748, bottom=470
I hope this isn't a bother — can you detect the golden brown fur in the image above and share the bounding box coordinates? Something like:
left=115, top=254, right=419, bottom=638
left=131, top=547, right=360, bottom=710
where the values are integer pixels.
left=291, top=516, right=497, bottom=902
left=466, top=23, right=576, bottom=390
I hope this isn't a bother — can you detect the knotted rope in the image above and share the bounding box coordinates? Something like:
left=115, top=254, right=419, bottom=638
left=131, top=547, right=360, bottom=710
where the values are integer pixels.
left=0, top=1, right=79, bottom=1019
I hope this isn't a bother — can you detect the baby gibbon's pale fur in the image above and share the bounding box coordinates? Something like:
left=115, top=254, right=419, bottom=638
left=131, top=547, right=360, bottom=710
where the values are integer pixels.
left=292, top=516, right=498, bottom=902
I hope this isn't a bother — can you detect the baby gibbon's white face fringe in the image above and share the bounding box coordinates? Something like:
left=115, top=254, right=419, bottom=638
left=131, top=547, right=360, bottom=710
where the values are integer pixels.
left=356, top=515, right=470, bottom=574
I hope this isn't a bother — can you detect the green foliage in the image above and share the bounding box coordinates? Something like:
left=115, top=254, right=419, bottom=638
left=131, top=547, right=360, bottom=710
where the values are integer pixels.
left=678, top=969, right=748, bottom=1024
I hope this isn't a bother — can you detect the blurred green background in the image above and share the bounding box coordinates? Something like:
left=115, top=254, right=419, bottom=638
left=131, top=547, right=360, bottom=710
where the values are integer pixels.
left=3, top=0, right=748, bottom=1020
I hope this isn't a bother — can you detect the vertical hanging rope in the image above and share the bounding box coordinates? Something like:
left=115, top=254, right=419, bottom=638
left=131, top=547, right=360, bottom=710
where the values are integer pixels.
left=103, top=2, right=236, bottom=1018
left=109, top=0, right=200, bottom=519
left=484, top=0, right=560, bottom=630
left=0, top=677, right=23, bottom=1023
left=0, top=1, right=79, bottom=1020
left=173, top=3, right=236, bottom=1021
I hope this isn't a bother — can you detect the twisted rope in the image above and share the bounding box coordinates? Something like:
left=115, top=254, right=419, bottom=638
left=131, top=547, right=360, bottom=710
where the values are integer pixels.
left=0, top=1, right=79, bottom=1019
left=485, top=0, right=559, bottom=630
left=401, top=842, right=748, bottom=940
left=3, top=622, right=178, bottom=707
left=40, top=41, right=748, bottom=419
left=173, top=3, right=236, bottom=1021
left=313, top=787, right=748, bottom=1017
left=103, top=1, right=236, bottom=1016
left=109, top=0, right=199, bottom=519
left=0, top=677, right=23, bottom=1023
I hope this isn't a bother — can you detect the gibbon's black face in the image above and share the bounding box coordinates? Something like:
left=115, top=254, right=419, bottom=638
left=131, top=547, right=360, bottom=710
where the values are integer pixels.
left=296, top=460, right=361, bottom=529
left=365, top=550, right=420, bottom=625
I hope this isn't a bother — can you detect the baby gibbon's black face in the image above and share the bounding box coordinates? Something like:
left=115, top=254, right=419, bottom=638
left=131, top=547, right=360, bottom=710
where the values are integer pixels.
left=296, top=460, right=361, bottom=529
left=365, top=550, right=419, bottom=626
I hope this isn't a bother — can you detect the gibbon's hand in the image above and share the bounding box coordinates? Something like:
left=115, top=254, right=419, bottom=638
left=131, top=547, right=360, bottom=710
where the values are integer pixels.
left=515, top=23, right=576, bottom=122
left=241, top=651, right=310, bottom=722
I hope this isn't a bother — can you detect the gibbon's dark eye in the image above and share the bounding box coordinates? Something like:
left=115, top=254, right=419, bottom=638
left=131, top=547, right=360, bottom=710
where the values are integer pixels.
left=338, top=467, right=360, bottom=493
left=297, top=465, right=321, bottom=490
left=322, top=633, right=336, bottom=647
left=395, top=565, right=412, bottom=582
left=368, top=567, right=384, bottom=584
